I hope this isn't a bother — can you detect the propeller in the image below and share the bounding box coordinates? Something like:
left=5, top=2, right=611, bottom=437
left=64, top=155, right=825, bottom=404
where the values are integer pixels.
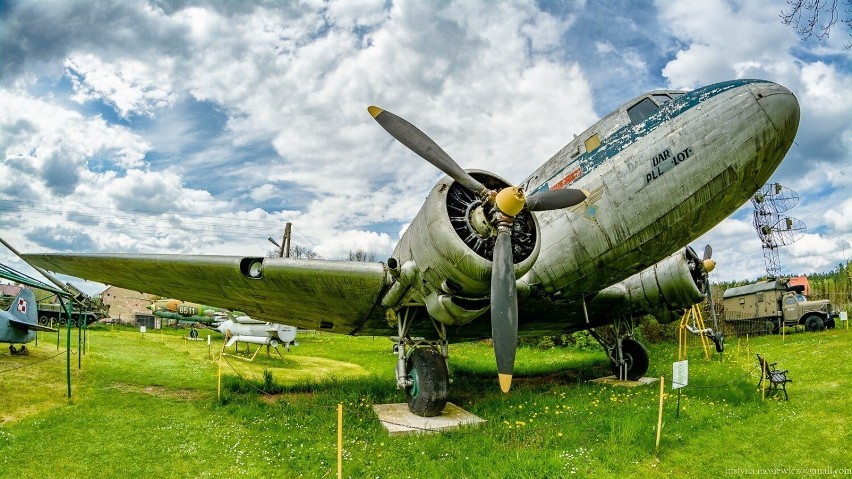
left=369, top=105, right=588, bottom=392
left=701, top=244, right=719, bottom=331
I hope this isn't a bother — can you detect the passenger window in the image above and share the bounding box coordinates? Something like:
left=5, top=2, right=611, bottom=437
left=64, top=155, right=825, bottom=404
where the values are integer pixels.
left=627, top=98, right=658, bottom=124
left=785, top=297, right=796, bottom=305
left=584, top=134, right=601, bottom=153
left=756, top=292, right=763, bottom=302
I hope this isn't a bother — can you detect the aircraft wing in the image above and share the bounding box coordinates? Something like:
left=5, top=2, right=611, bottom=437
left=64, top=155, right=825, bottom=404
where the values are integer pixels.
left=8, top=316, right=58, bottom=333
left=24, top=254, right=391, bottom=334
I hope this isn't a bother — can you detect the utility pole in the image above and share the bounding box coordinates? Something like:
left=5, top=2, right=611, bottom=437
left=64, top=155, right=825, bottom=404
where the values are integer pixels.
left=280, top=222, right=292, bottom=258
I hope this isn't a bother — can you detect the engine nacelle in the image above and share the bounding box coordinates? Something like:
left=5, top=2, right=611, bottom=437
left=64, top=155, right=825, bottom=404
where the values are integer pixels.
left=384, top=171, right=541, bottom=325
left=590, top=246, right=707, bottom=324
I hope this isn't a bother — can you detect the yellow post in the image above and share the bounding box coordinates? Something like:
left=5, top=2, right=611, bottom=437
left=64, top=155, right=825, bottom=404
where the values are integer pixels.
left=217, top=353, right=222, bottom=401
left=746, top=334, right=750, bottom=360
left=655, top=376, right=664, bottom=453
left=761, top=359, right=767, bottom=401
left=736, top=338, right=741, bottom=363
left=337, top=403, right=343, bottom=479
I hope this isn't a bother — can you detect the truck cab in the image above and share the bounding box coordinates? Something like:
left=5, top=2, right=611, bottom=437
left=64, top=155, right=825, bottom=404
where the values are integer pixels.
left=780, top=285, right=836, bottom=330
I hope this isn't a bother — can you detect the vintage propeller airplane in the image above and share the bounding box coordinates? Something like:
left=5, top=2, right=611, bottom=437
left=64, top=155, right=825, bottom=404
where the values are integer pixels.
left=25, top=79, right=799, bottom=416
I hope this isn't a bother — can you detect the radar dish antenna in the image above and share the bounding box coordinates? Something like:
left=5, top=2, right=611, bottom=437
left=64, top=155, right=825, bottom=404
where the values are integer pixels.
left=751, top=183, right=806, bottom=277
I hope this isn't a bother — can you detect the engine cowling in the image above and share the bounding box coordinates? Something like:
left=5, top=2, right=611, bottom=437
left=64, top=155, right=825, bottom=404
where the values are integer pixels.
left=384, top=171, right=541, bottom=325
left=590, top=246, right=707, bottom=324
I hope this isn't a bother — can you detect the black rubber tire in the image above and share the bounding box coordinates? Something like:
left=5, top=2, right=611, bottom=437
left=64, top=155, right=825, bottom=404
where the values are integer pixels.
left=713, top=331, right=725, bottom=353
left=804, top=315, right=825, bottom=332
left=39, top=316, right=49, bottom=326
left=406, top=348, right=449, bottom=417
left=190, top=328, right=199, bottom=339
left=611, top=338, right=650, bottom=381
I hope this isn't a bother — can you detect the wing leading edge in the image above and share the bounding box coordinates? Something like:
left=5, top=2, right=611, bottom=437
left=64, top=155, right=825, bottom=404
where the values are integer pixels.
left=24, top=254, right=391, bottom=335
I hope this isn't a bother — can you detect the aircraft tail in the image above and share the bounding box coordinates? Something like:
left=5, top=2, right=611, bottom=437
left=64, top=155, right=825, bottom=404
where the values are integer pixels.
left=7, top=288, right=57, bottom=333
left=7, top=288, right=38, bottom=324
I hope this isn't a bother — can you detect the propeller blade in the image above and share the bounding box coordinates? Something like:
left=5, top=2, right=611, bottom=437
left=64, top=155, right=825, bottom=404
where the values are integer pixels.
left=525, top=188, right=587, bottom=211
left=490, top=226, right=519, bottom=393
left=368, top=106, right=487, bottom=195
left=703, top=244, right=713, bottom=261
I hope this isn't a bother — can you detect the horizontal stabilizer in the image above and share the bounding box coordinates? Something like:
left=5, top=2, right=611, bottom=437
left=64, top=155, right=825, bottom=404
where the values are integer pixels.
left=8, top=317, right=58, bottom=333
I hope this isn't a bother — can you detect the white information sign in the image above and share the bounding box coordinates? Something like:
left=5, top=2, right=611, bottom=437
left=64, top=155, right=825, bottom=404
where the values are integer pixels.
left=672, top=360, right=688, bottom=390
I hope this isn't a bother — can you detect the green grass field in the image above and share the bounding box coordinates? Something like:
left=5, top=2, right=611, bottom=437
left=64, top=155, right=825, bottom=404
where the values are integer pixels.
left=0, top=324, right=849, bottom=478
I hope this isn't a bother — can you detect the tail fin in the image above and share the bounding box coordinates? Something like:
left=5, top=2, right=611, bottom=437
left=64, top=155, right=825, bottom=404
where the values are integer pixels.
left=6, top=288, right=55, bottom=332
left=8, top=288, right=38, bottom=324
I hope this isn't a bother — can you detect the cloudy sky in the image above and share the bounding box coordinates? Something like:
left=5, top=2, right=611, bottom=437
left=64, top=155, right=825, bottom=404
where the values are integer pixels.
left=1, top=0, right=850, bottom=294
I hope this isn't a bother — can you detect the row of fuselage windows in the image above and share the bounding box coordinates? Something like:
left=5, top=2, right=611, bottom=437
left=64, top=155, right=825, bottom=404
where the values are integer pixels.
left=537, top=91, right=687, bottom=190
left=584, top=92, right=686, bottom=156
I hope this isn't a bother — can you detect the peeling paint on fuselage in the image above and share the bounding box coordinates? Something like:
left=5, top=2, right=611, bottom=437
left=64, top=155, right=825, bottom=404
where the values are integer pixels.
left=521, top=80, right=799, bottom=300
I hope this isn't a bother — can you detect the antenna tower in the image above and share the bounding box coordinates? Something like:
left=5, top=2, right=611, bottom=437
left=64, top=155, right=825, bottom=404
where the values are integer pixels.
left=751, top=183, right=806, bottom=277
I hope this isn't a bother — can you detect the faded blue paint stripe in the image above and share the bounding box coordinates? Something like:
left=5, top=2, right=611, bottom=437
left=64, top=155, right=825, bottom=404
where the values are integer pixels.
left=539, top=79, right=768, bottom=191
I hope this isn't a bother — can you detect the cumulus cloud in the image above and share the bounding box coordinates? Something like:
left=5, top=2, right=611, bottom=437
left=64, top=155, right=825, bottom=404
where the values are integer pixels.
left=0, top=89, right=150, bottom=198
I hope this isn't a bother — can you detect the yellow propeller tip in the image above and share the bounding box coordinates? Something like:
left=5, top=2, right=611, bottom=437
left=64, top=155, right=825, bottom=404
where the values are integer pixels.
left=498, top=373, right=513, bottom=393
left=367, top=106, right=383, bottom=118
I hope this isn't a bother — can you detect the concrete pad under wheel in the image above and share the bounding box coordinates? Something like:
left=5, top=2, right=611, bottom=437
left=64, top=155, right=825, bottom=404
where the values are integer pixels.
left=373, top=402, right=486, bottom=436
left=590, top=376, right=659, bottom=387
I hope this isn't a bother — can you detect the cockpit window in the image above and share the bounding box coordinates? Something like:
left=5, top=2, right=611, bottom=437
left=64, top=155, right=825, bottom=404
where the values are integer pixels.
left=627, top=97, right=658, bottom=124
left=652, top=94, right=672, bottom=105
left=669, top=92, right=685, bottom=99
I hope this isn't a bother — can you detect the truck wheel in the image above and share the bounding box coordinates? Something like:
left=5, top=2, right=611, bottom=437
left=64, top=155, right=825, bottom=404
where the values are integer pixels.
left=39, top=316, right=49, bottom=325
left=804, top=315, right=825, bottom=332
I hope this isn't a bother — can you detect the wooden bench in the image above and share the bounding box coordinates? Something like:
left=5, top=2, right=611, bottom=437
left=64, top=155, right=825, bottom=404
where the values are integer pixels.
left=756, top=353, right=792, bottom=400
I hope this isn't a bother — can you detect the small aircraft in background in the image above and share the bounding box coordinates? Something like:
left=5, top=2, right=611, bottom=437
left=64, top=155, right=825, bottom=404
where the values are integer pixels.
left=1, top=288, right=57, bottom=354
left=148, top=299, right=229, bottom=326
left=217, top=312, right=298, bottom=356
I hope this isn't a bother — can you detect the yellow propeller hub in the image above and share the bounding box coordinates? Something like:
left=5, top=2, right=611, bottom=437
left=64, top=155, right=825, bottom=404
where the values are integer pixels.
left=495, top=187, right=525, bottom=216
left=703, top=259, right=716, bottom=273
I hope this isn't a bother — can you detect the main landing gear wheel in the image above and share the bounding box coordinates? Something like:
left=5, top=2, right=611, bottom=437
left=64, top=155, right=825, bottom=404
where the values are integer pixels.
left=189, top=328, right=199, bottom=339
left=610, top=338, right=649, bottom=381
left=406, top=348, right=449, bottom=417
left=712, top=331, right=725, bottom=353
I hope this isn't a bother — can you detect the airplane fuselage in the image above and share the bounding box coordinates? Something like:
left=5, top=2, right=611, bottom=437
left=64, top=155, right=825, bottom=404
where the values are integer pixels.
left=0, top=312, right=37, bottom=344
left=523, top=79, right=799, bottom=298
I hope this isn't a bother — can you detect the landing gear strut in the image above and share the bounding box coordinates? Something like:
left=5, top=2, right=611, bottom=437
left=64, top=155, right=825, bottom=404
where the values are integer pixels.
left=588, top=318, right=650, bottom=381
left=391, top=308, right=450, bottom=417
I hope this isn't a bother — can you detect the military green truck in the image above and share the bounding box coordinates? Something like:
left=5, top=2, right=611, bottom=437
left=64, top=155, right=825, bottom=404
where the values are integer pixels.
left=723, top=278, right=837, bottom=333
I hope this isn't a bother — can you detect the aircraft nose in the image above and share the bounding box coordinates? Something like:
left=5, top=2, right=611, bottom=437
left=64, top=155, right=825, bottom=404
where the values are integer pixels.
left=752, top=82, right=800, bottom=142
